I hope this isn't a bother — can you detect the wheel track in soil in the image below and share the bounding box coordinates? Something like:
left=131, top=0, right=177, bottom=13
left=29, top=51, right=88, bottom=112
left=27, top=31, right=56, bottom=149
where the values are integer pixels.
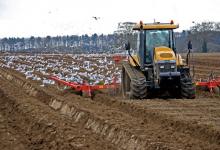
left=0, top=67, right=220, bottom=149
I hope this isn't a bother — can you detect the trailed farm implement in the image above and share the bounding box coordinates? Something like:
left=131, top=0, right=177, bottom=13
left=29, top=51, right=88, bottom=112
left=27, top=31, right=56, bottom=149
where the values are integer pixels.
left=196, top=76, right=220, bottom=94
left=50, top=76, right=120, bottom=97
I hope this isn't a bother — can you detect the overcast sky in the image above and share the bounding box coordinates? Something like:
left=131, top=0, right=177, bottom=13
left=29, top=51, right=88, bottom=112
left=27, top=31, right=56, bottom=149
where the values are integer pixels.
left=0, top=0, right=219, bottom=38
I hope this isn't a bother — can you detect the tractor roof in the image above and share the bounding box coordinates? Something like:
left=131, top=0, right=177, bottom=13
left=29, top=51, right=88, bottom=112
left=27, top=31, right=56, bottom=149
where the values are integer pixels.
left=133, top=22, right=179, bottom=30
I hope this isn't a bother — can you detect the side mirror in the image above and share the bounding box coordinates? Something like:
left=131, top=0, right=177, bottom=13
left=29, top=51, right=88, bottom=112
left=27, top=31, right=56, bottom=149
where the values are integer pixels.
left=188, top=41, right=192, bottom=50
left=125, top=42, right=131, bottom=50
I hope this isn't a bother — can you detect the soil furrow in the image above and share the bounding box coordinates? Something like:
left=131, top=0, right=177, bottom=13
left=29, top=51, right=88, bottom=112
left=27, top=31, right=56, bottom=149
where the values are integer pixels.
left=0, top=77, right=116, bottom=150
left=1, top=67, right=220, bottom=149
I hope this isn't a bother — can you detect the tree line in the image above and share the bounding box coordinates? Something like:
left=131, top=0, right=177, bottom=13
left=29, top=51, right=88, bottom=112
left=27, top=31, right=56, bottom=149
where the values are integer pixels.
left=1, top=21, right=220, bottom=53
left=176, top=21, right=220, bottom=52
left=0, top=34, right=128, bottom=53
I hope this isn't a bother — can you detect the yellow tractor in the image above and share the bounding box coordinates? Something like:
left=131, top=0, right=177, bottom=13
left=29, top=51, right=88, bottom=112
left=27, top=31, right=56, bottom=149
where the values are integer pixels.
left=122, top=21, right=196, bottom=99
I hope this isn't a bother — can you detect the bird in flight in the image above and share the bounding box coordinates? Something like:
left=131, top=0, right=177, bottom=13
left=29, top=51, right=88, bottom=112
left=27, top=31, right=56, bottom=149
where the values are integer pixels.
left=92, top=16, right=100, bottom=20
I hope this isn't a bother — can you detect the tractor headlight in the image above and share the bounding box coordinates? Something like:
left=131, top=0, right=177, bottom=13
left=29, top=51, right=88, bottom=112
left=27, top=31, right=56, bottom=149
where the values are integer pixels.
left=160, top=65, right=165, bottom=69
left=170, top=65, right=175, bottom=69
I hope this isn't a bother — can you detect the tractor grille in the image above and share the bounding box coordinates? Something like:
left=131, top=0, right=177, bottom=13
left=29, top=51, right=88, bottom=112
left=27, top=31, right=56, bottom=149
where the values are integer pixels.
left=158, top=63, right=176, bottom=73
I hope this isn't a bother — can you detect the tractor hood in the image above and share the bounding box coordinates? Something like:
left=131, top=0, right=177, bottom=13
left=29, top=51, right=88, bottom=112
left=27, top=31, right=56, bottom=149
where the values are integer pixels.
left=154, top=46, right=176, bottom=62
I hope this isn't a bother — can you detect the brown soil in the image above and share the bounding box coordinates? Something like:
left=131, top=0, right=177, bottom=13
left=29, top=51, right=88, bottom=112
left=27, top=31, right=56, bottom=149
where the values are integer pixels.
left=0, top=53, right=220, bottom=150
left=183, top=53, right=220, bottom=79
left=0, top=68, right=116, bottom=150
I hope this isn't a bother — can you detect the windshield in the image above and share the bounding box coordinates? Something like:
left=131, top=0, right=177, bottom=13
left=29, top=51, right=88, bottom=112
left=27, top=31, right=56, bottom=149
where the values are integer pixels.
left=145, top=30, right=173, bottom=51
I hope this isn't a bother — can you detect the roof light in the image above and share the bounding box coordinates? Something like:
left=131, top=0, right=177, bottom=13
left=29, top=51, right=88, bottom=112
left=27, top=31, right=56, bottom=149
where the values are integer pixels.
left=140, top=20, right=143, bottom=29
left=140, top=20, right=143, bottom=25
left=170, top=20, right=174, bottom=24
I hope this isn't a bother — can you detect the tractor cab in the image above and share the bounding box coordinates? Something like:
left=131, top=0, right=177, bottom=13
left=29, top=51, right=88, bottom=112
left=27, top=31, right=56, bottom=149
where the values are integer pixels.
left=127, top=21, right=182, bottom=89
left=132, top=21, right=179, bottom=67
left=145, top=29, right=175, bottom=63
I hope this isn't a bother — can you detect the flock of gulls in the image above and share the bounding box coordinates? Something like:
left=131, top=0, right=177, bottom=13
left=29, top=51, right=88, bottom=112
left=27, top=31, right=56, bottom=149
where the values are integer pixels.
left=0, top=54, right=121, bottom=87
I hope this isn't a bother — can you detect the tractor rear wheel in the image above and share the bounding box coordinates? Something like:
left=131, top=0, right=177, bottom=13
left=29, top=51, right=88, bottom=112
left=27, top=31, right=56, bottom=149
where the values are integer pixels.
left=180, top=75, right=196, bottom=99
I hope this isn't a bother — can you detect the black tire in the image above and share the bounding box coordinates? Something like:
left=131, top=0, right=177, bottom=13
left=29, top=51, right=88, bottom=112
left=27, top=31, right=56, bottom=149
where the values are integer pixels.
left=180, top=75, right=196, bottom=99
left=122, top=67, right=148, bottom=99
left=130, top=78, right=148, bottom=99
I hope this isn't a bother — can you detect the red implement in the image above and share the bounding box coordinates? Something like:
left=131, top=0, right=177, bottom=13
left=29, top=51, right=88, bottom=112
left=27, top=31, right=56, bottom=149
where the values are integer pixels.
left=50, top=76, right=120, bottom=97
left=196, top=77, right=220, bottom=93
left=112, top=55, right=127, bottom=64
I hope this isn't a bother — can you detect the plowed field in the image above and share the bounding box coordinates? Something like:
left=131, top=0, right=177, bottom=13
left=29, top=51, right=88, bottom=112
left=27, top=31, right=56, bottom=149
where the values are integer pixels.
left=0, top=53, right=220, bottom=150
